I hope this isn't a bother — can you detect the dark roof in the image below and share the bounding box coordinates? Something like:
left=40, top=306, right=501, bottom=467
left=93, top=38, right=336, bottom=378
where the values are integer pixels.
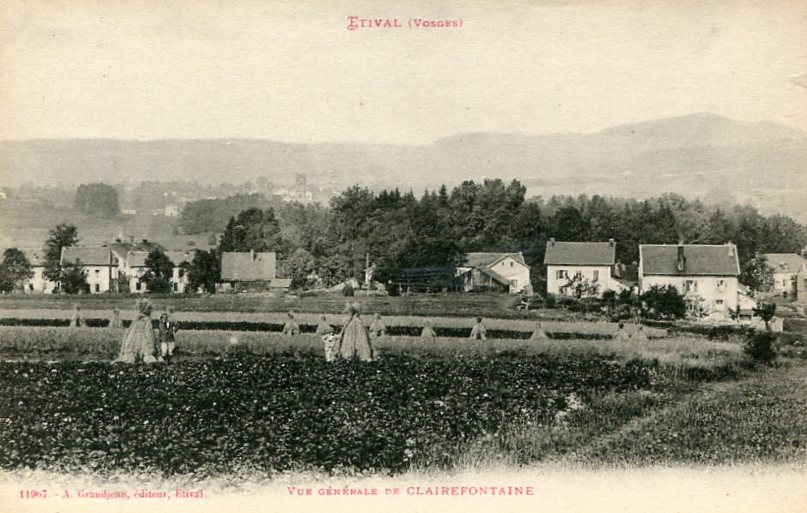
left=762, top=253, right=807, bottom=274
left=544, top=241, right=616, bottom=266
left=126, top=251, right=150, bottom=268
left=478, top=267, right=511, bottom=286
left=463, top=252, right=528, bottom=269
left=640, top=244, right=740, bottom=276
left=220, top=252, right=276, bottom=281
left=61, top=247, right=112, bottom=266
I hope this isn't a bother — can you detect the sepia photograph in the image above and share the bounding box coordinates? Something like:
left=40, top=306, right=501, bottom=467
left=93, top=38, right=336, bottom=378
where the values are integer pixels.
left=1, top=1, right=806, bottom=512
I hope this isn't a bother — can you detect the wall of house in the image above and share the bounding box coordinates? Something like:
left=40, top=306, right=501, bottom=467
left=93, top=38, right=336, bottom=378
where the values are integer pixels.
left=772, top=272, right=795, bottom=294
left=129, top=267, right=148, bottom=293
left=170, top=266, right=189, bottom=293
left=24, top=266, right=56, bottom=294
left=84, top=265, right=112, bottom=293
left=487, top=256, right=530, bottom=293
left=640, top=275, right=739, bottom=312
left=546, top=264, right=613, bottom=297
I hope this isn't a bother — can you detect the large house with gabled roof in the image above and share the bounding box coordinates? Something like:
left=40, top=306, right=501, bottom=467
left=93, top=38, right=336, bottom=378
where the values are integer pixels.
left=639, top=243, right=743, bottom=319
left=456, top=252, right=531, bottom=294
left=60, top=246, right=117, bottom=293
left=544, top=239, right=628, bottom=297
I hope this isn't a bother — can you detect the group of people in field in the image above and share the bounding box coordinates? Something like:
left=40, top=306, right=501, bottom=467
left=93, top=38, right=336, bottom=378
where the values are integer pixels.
left=69, top=301, right=180, bottom=364
left=68, top=300, right=646, bottom=365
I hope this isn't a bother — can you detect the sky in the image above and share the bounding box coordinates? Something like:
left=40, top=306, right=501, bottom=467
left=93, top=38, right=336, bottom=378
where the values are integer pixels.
left=1, top=0, right=806, bottom=144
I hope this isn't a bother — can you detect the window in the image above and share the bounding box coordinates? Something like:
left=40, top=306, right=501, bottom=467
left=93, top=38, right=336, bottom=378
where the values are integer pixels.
left=28, top=283, right=33, bottom=291
left=510, top=261, right=513, bottom=267
left=717, top=279, right=726, bottom=291
left=179, top=269, right=185, bottom=278
left=95, top=269, right=100, bottom=275
left=136, top=281, right=142, bottom=291
left=593, top=270, right=600, bottom=282
left=685, top=280, right=697, bottom=293
left=94, top=284, right=100, bottom=292
left=716, top=299, right=724, bottom=305
left=556, top=270, right=566, bottom=280
left=173, top=282, right=178, bottom=292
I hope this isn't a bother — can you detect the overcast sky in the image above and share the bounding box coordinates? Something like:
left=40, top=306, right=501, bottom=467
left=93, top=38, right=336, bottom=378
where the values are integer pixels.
left=1, top=0, right=806, bottom=144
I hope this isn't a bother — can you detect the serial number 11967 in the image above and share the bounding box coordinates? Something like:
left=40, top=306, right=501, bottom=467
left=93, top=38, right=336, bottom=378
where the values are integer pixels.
left=20, top=489, right=48, bottom=498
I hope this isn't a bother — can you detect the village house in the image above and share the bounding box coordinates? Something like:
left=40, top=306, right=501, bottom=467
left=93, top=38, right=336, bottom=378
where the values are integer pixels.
left=218, top=250, right=289, bottom=292
left=60, top=247, right=116, bottom=294
left=544, top=239, right=627, bottom=298
left=639, top=243, right=742, bottom=320
left=108, top=240, right=162, bottom=293
left=20, top=249, right=57, bottom=294
left=164, top=250, right=196, bottom=293
left=456, top=252, right=531, bottom=294
left=761, top=253, right=807, bottom=296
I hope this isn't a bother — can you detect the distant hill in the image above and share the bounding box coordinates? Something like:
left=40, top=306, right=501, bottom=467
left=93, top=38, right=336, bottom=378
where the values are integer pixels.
left=1, top=112, right=805, bottom=222
left=0, top=199, right=212, bottom=251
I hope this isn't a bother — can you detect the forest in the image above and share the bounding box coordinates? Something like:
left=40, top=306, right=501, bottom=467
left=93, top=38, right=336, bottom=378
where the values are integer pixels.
left=190, top=179, right=807, bottom=288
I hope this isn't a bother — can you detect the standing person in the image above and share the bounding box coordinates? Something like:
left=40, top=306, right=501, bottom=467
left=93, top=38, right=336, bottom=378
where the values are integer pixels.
left=369, top=313, right=386, bottom=337
left=116, top=299, right=160, bottom=363
left=108, top=308, right=123, bottom=330
left=282, top=312, right=300, bottom=336
left=315, top=315, right=331, bottom=335
left=420, top=319, right=437, bottom=339
left=469, top=317, right=487, bottom=340
left=336, top=303, right=374, bottom=361
left=69, top=304, right=86, bottom=328
left=158, top=312, right=180, bottom=364
left=322, top=326, right=339, bottom=362
left=530, top=321, right=548, bottom=340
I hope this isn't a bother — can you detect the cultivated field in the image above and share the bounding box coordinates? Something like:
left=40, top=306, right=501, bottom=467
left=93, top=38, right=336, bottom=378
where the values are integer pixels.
left=1, top=315, right=805, bottom=482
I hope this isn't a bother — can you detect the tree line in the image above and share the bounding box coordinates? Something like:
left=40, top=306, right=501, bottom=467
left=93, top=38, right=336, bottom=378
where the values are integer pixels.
left=2, top=179, right=805, bottom=294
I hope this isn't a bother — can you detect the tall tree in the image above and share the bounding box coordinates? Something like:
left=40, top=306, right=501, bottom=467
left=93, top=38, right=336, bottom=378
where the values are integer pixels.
left=74, top=183, right=120, bottom=218
left=142, top=249, right=175, bottom=293
left=60, top=261, right=88, bottom=294
left=741, top=255, right=774, bottom=294
left=219, top=207, right=283, bottom=253
left=187, top=250, right=221, bottom=293
left=0, top=248, right=33, bottom=293
left=44, top=224, right=79, bottom=283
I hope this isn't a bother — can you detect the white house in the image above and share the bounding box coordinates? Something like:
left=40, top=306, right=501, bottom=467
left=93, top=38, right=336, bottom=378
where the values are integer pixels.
left=21, top=249, right=57, bottom=294
left=761, top=253, right=807, bottom=295
left=164, top=205, right=179, bottom=217
left=456, top=252, right=531, bottom=294
left=164, top=250, right=196, bottom=293
left=544, top=239, right=625, bottom=297
left=639, top=243, right=741, bottom=319
left=60, top=247, right=116, bottom=293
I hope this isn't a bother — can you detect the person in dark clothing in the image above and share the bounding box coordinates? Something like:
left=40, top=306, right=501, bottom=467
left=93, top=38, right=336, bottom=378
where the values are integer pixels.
left=158, top=312, right=180, bottom=364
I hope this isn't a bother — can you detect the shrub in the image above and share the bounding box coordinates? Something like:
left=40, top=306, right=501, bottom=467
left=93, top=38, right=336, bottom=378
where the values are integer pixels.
left=641, top=285, right=686, bottom=320
left=743, top=331, right=778, bottom=365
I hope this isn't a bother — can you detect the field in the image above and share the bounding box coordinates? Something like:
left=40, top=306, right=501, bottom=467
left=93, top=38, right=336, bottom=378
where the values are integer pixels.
left=0, top=296, right=805, bottom=484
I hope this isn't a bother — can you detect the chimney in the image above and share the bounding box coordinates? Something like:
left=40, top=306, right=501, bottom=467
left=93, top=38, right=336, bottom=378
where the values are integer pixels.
left=727, top=242, right=735, bottom=257
left=609, top=238, right=615, bottom=247
left=549, top=238, right=555, bottom=246
left=676, top=246, right=686, bottom=272
left=250, top=249, right=255, bottom=261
